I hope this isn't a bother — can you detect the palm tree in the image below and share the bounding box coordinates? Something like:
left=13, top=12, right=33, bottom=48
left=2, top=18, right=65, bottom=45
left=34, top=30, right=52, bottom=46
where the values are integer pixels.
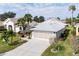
left=17, top=18, right=26, bottom=31
left=1, top=29, right=9, bottom=43
left=23, top=14, right=32, bottom=38
left=8, top=30, right=16, bottom=44
left=24, top=14, right=32, bottom=24
left=69, top=5, right=76, bottom=24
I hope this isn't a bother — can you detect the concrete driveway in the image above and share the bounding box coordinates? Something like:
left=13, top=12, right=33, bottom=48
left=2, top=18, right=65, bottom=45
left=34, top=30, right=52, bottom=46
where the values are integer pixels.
left=3, top=39, right=50, bottom=56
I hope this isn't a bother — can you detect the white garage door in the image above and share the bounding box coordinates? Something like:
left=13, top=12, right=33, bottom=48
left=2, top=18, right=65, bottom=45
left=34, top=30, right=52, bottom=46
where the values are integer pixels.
left=32, top=31, right=56, bottom=40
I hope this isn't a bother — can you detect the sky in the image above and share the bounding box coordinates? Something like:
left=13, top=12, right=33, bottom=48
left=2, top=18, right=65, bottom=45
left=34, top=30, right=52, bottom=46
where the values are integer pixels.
left=0, top=3, right=79, bottom=20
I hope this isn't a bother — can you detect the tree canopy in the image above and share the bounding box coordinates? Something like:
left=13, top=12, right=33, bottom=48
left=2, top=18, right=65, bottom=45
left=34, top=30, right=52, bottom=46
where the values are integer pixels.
left=0, top=11, right=16, bottom=21
left=17, top=18, right=26, bottom=31
left=77, top=13, right=79, bottom=18
left=33, top=16, right=45, bottom=23
left=69, top=5, right=76, bottom=12
left=68, top=5, right=76, bottom=24
left=24, top=14, right=32, bottom=24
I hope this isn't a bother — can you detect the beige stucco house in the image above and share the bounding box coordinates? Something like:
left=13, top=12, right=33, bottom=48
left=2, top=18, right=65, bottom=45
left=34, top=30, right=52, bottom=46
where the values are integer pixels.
left=3, top=18, right=22, bottom=32
left=31, top=18, right=67, bottom=42
left=3, top=18, right=38, bottom=33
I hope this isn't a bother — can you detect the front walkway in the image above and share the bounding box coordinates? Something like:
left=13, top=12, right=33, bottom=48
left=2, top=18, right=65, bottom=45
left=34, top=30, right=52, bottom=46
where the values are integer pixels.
left=3, top=39, right=50, bottom=56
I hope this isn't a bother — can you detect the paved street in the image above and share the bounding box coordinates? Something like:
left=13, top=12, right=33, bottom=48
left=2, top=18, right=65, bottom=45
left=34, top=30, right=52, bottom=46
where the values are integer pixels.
left=3, top=39, right=50, bottom=56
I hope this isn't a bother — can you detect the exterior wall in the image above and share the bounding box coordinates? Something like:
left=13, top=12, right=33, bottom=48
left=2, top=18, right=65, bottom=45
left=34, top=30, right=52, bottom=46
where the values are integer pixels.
left=56, top=28, right=66, bottom=38
left=3, top=19, right=21, bottom=32
left=76, top=27, right=79, bottom=36
left=15, top=26, right=20, bottom=32
left=32, top=31, right=56, bottom=40
left=5, top=21, right=15, bottom=31
left=15, top=26, right=24, bottom=33
left=3, top=18, right=21, bottom=33
left=32, top=28, right=66, bottom=41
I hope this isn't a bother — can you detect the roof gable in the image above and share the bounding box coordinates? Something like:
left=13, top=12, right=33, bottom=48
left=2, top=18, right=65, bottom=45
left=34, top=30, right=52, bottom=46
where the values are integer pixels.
left=3, top=18, right=19, bottom=25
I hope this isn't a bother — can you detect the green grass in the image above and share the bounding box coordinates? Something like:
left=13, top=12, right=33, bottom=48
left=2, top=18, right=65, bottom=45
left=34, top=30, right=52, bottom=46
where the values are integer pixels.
left=42, top=42, right=73, bottom=56
left=0, top=40, right=23, bottom=53
left=42, top=26, right=75, bottom=56
left=0, top=33, right=26, bottom=54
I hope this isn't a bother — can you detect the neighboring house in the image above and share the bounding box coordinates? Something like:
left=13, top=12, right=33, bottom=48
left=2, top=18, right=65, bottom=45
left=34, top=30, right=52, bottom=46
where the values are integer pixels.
left=3, top=18, right=22, bottom=32
left=75, top=23, right=79, bottom=36
left=31, top=18, right=67, bottom=42
left=26, top=21, right=38, bottom=32
left=3, top=18, right=38, bottom=33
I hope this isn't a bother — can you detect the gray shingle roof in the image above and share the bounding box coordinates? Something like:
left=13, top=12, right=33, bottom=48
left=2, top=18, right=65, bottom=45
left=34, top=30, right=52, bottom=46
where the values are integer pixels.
left=10, top=18, right=19, bottom=23
left=31, top=18, right=67, bottom=32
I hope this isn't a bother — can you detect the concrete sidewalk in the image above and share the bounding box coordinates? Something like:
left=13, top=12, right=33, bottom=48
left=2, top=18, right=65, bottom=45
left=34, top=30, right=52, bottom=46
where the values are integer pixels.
left=3, top=39, right=50, bottom=56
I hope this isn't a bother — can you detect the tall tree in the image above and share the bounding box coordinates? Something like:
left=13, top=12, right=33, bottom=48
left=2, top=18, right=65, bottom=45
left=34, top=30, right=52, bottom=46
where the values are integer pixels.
left=69, top=5, right=76, bottom=24
left=0, top=14, right=7, bottom=21
left=17, top=18, right=26, bottom=31
left=39, top=16, right=45, bottom=22
left=77, top=13, right=79, bottom=18
left=0, top=11, right=16, bottom=21
left=4, top=11, right=16, bottom=18
left=33, top=16, right=39, bottom=22
left=24, top=14, right=32, bottom=24
left=33, top=16, right=45, bottom=23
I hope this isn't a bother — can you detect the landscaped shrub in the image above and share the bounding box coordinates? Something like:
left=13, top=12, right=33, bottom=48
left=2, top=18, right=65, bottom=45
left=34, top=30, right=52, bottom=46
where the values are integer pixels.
left=60, top=29, right=70, bottom=40
left=0, top=28, right=7, bottom=33
left=8, top=40, right=19, bottom=45
left=27, top=30, right=32, bottom=39
left=18, top=31, right=25, bottom=37
left=1, top=29, right=9, bottom=43
left=8, top=39, right=27, bottom=46
left=73, top=38, right=79, bottom=54
left=53, top=44, right=65, bottom=52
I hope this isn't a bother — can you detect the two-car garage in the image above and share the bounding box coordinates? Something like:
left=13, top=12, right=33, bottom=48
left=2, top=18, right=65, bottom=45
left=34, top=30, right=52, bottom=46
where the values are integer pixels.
left=32, top=30, right=56, bottom=41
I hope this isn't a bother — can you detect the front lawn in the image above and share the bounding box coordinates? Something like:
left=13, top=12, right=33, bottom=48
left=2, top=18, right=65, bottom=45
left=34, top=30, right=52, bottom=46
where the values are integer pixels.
left=0, top=33, right=26, bottom=54
left=42, top=34, right=74, bottom=56
left=42, top=25, right=75, bottom=56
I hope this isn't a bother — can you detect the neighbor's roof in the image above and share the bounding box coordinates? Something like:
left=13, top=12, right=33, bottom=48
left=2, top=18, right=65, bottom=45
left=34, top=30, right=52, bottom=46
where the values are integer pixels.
left=10, top=18, right=19, bottom=23
left=75, top=23, right=79, bottom=27
left=31, top=18, right=67, bottom=32
left=4, top=18, right=19, bottom=24
left=29, top=21, right=38, bottom=27
left=0, top=21, right=4, bottom=26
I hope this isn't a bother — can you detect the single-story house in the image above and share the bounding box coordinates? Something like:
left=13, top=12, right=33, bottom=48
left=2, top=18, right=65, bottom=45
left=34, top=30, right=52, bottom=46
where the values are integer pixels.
left=3, top=18, right=38, bottom=33
left=74, top=23, right=79, bottom=36
left=3, top=18, right=21, bottom=32
left=31, top=18, right=67, bottom=42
